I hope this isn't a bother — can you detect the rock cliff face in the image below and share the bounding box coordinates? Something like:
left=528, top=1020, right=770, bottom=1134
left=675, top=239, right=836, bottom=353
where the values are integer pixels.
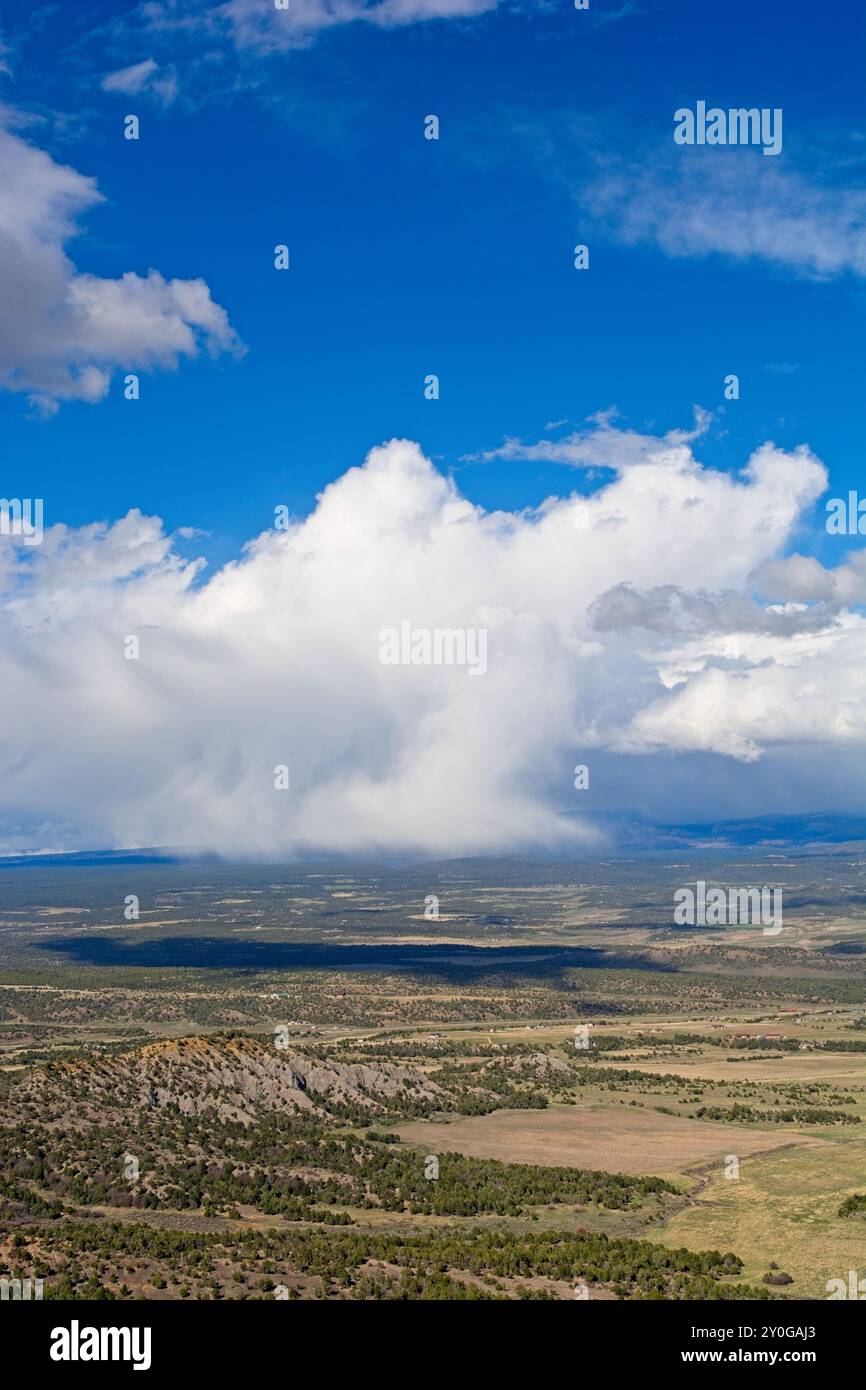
left=7, top=1035, right=445, bottom=1127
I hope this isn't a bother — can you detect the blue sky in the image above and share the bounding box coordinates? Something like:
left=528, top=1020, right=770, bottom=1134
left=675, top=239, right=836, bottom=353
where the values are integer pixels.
left=0, top=0, right=865, bottom=856
left=2, top=0, right=864, bottom=560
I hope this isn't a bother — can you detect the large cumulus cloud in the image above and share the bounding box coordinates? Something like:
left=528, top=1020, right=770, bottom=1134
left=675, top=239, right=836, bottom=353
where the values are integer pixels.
left=1, top=420, right=863, bottom=856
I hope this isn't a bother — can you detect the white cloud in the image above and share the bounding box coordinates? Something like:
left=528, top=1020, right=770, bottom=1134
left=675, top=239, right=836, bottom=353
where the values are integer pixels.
left=467, top=407, right=714, bottom=468
left=1, top=424, right=862, bottom=856
left=0, top=125, right=242, bottom=409
left=505, top=113, right=866, bottom=282
left=219, top=0, right=502, bottom=49
left=102, top=58, right=178, bottom=104
left=101, top=58, right=159, bottom=94
left=583, top=150, right=866, bottom=279
left=134, top=0, right=503, bottom=54
left=612, top=620, right=866, bottom=763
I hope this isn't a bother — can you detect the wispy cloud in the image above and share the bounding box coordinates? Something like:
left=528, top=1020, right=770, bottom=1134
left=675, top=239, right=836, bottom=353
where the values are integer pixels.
left=101, top=57, right=179, bottom=105
left=592, top=1, right=648, bottom=28
left=583, top=149, right=866, bottom=279
left=101, top=58, right=160, bottom=94
left=465, top=407, right=713, bottom=467
left=494, top=105, right=866, bottom=282
left=136, top=0, right=505, bottom=54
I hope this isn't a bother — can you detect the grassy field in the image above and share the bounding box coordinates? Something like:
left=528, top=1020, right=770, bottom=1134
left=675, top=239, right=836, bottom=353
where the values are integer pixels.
left=654, top=1138, right=866, bottom=1299
left=397, top=1103, right=828, bottom=1179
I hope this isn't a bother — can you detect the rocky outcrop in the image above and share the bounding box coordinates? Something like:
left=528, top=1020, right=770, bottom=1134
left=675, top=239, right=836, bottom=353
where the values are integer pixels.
left=7, top=1035, right=445, bottom=1127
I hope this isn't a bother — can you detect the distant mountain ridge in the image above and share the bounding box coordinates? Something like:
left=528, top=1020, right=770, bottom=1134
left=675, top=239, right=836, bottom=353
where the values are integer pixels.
left=2, top=813, right=865, bottom=867
left=592, top=811, right=866, bottom=853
